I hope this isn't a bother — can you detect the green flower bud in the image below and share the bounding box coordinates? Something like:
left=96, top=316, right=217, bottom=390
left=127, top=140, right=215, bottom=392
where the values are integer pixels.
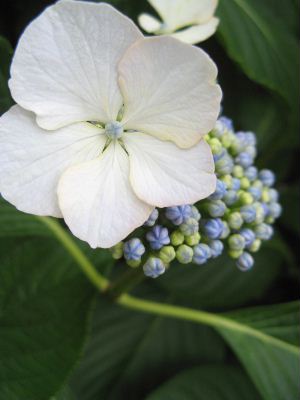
left=221, top=174, right=233, bottom=189
left=127, top=259, right=141, bottom=268
left=110, top=242, right=124, bottom=260
left=179, top=218, right=199, bottom=236
left=159, top=246, right=176, bottom=264
left=254, top=203, right=265, bottom=224
left=170, top=230, right=185, bottom=246
left=228, top=234, right=246, bottom=250
left=185, top=232, right=201, bottom=246
left=239, top=191, right=254, bottom=205
left=252, top=179, right=263, bottom=189
left=176, top=244, right=193, bottom=264
left=228, top=212, right=243, bottom=230
left=209, top=138, right=223, bottom=154
left=240, top=177, right=250, bottom=189
left=265, top=216, right=275, bottom=224
left=261, top=188, right=271, bottom=203
left=220, top=221, right=230, bottom=239
left=221, top=132, right=234, bottom=148
left=248, top=239, right=261, bottom=252
left=233, top=165, right=244, bottom=178
left=228, top=249, right=243, bottom=259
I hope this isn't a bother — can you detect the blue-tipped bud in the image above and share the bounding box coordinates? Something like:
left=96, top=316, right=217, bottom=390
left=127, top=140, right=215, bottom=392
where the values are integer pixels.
left=123, top=238, right=145, bottom=261
left=240, top=205, right=256, bottom=223
left=176, top=244, right=193, bottom=264
left=244, top=166, right=258, bottom=181
left=193, top=243, right=212, bottom=265
left=206, top=200, right=227, bottom=217
left=165, top=205, right=192, bottom=225
left=146, top=225, right=170, bottom=250
left=228, top=234, right=246, bottom=250
left=268, top=202, right=282, bottom=219
left=209, top=240, right=224, bottom=258
left=144, top=208, right=159, bottom=227
left=240, top=228, right=256, bottom=247
left=223, top=190, right=238, bottom=206
left=236, top=252, right=254, bottom=271
left=258, top=169, right=275, bottom=187
left=143, top=257, right=165, bottom=278
left=255, top=223, right=274, bottom=240
left=209, top=179, right=227, bottom=200
left=236, top=131, right=256, bottom=148
left=202, top=218, right=224, bottom=239
left=235, top=152, right=253, bottom=168
left=180, top=218, right=199, bottom=236
left=268, top=188, right=279, bottom=203
left=228, top=212, right=244, bottom=230
left=190, top=206, right=201, bottom=221
left=232, top=178, right=241, bottom=191
left=218, top=116, right=234, bottom=131
left=248, top=186, right=262, bottom=201
left=215, top=155, right=234, bottom=175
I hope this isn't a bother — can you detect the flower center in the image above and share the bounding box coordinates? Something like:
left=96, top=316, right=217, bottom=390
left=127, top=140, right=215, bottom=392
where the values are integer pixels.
left=105, top=121, right=123, bottom=140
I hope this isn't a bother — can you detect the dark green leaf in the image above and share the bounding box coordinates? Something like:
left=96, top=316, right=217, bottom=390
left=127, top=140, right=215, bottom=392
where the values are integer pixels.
left=72, top=296, right=226, bottom=400
left=0, top=36, right=13, bottom=114
left=146, top=365, right=261, bottom=400
left=0, top=239, right=95, bottom=400
left=216, top=0, right=299, bottom=111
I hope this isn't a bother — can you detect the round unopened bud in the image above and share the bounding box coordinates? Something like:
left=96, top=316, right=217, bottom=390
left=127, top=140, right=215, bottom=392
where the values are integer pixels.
left=240, top=177, right=250, bottom=189
left=143, top=257, right=165, bottom=278
left=185, top=232, right=201, bottom=246
left=110, top=242, right=124, bottom=260
left=228, top=234, right=246, bottom=250
left=236, top=252, right=254, bottom=271
left=179, top=218, right=199, bottom=236
left=170, top=230, right=185, bottom=246
left=193, top=243, right=211, bottom=265
left=209, top=138, right=223, bottom=154
left=159, top=246, right=176, bottom=264
left=206, top=200, right=226, bottom=217
left=239, top=191, right=254, bottom=205
left=233, top=165, right=244, bottom=178
left=248, top=239, right=261, bottom=252
left=228, top=249, right=243, bottom=259
left=127, top=259, right=141, bottom=268
left=176, top=245, right=193, bottom=264
left=228, top=212, right=243, bottom=230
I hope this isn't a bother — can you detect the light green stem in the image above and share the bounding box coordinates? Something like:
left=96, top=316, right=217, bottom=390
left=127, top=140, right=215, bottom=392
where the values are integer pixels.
left=37, top=217, right=299, bottom=356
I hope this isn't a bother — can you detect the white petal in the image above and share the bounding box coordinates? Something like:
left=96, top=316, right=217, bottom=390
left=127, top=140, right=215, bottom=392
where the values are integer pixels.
left=171, top=18, right=219, bottom=44
left=148, top=0, right=218, bottom=31
left=9, top=1, right=142, bottom=130
left=119, top=36, right=222, bottom=148
left=124, top=132, right=216, bottom=207
left=0, top=105, right=105, bottom=217
left=138, top=13, right=162, bottom=33
left=57, top=141, right=153, bottom=248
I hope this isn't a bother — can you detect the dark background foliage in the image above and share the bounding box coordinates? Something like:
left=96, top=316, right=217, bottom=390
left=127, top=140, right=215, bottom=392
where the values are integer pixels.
left=0, top=1, right=299, bottom=399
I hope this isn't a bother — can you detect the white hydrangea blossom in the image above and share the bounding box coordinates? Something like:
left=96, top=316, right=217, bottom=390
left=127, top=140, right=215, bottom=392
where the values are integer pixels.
left=0, top=1, right=221, bottom=248
left=138, top=0, right=219, bottom=44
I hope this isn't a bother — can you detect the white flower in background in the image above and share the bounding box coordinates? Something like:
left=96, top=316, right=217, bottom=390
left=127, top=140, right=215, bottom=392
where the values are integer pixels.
left=0, top=1, right=221, bottom=248
left=139, top=0, right=219, bottom=44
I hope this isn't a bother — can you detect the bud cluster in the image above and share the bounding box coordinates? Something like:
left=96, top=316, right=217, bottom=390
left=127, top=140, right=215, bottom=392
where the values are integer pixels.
left=110, top=117, right=282, bottom=278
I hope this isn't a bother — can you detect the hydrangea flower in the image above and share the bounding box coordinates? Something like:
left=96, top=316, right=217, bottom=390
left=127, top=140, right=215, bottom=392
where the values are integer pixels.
left=0, top=1, right=221, bottom=248
left=138, top=0, right=219, bottom=44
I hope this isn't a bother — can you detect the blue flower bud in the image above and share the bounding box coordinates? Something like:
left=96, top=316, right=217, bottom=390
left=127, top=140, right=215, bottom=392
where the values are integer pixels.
left=219, top=116, right=234, bottom=131
left=261, top=202, right=270, bottom=217
left=209, top=240, right=224, bottom=258
left=220, top=221, right=230, bottom=238
left=244, top=166, right=258, bottom=181
left=248, top=186, right=262, bottom=201
left=268, top=202, right=282, bottom=219
left=244, top=145, right=257, bottom=158
left=236, top=252, right=254, bottom=271
left=236, top=131, right=256, bottom=148
left=123, top=238, right=145, bottom=261
left=143, top=257, right=165, bottom=278
left=255, top=223, right=274, bottom=240
left=146, top=225, right=170, bottom=250
left=231, top=178, right=241, bottom=191
left=180, top=218, right=199, bottom=236
left=258, top=169, right=275, bottom=187
left=215, top=155, right=234, bottom=175
left=228, top=234, right=246, bottom=250
left=206, top=200, right=226, bottom=217
left=165, top=205, right=192, bottom=225
left=193, top=243, right=211, bottom=265
left=144, top=208, right=159, bottom=227
left=202, top=218, right=224, bottom=239
left=235, top=152, right=253, bottom=168
left=253, top=203, right=265, bottom=224
left=268, top=188, right=279, bottom=203
left=213, top=149, right=227, bottom=162
left=176, top=244, right=194, bottom=264
left=223, top=190, right=238, bottom=206
left=190, top=206, right=201, bottom=221
left=240, top=205, right=256, bottom=223
left=240, top=228, right=256, bottom=247
left=209, top=179, right=227, bottom=200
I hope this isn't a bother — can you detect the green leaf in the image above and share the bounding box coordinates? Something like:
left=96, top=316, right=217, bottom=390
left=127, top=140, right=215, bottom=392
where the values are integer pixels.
left=0, top=36, right=13, bottom=114
left=71, top=295, right=226, bottom=400
left=0, top=239, right=95, bottom=400
left=219, top=301, right=300, bottom=400
left=156, top=247, right=283, bottom=309
left=146, top=365, right=261, bottom=400
left=216, top=0, right=299, bottom=111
